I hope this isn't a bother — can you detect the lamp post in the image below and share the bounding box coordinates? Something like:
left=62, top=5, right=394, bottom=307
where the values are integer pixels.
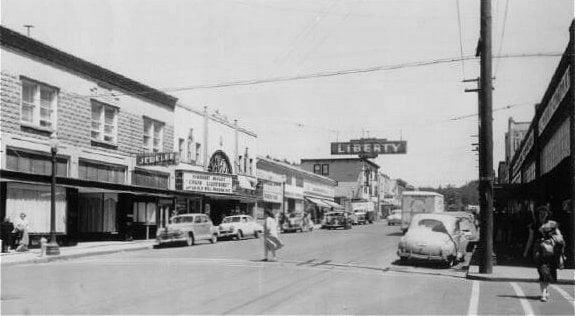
left=46, top=134, right=60, bottom=255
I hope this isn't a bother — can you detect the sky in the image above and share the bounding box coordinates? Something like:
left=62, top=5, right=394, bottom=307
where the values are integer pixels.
left=1, top=0, right=573, bottom=187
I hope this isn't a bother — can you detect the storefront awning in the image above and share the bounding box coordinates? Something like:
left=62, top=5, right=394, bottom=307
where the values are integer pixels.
left=323, top=200, right=344, bottom=209
left=203, top=192, right=258, bottom=203
left=305, top=197, right=331, bottom=208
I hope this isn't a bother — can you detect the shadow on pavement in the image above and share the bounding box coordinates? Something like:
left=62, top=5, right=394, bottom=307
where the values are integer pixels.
left=386, top=232, right=403, bottom=236
left=390, top=258, right=452, bottom=269
left=498, top=295, right=541, bottom=301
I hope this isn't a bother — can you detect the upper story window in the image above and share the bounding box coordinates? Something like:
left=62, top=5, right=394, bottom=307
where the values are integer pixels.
left=91, top=100, right=118, bottom=144
left=143, top=117, right=164, bottom=153
left=321, top=164, right=329, bottom=176
left=313, top=164, right=321, bottom=174
left=21, top=79, right=57, bottom=129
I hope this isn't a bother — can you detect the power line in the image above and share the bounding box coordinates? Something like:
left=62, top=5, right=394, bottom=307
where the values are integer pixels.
left=447, top=101, right=533, bottom=121
left=495, top=0, right=510, bottom=75
left=88, top=52, right=563, bottom=98
left=455, top=0, right=466, bottom=79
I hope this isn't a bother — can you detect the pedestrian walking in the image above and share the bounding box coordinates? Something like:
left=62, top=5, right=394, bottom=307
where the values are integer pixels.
left=13, top=212, right=30, bottom=252
left=263, top=209, right=283, bottom=262
left=523, top=205, right=565, bottom=302
left=1, top=217, right=15, bottom=253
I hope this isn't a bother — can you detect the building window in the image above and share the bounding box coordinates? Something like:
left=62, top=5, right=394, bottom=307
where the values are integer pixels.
left=313, top=164, right=321, bottom=174
left=143, top=117, right=164, bottom=153
left=195, top=143, right=201, bottom=164
left=78, top=160, right=126, bottom=184
left=91, top=100, right=117, bottom=144
left=6, top=148, right=67, bottom=177
left=21, top=79, right=57, bottom=128
left=321, top=164, right=329, bottom=176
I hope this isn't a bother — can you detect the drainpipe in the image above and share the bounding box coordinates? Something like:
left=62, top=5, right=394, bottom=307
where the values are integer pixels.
left=203, top=106, right=209, bottom=171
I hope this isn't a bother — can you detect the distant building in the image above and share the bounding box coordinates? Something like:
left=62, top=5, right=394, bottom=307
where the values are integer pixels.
left=505, top=118, right=530, bottom=164
left=300, top=158, right=380, bottom=217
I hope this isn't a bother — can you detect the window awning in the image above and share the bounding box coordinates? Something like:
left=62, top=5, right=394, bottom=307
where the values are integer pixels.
left=305, top=197, right=331, bottom=208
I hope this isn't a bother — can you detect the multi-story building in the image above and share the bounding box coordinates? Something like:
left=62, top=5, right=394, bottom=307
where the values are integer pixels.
left=257, top=157, right=339, bottom=224
left=173, top=105, right=258, bottom=224
left=300, top=158, right=379, bottom=218
left=0, top=25, right=185, bottom=241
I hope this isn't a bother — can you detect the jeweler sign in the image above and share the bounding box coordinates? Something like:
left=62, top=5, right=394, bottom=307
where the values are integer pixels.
left=331, top=139, right=407, bottom=156
left=136, top=152, right=178, bottom=166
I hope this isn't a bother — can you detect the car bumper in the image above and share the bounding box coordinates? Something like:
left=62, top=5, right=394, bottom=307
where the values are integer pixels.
left=156, top=235, right=186, bottom=245
left=397, top=250, right=451, bottom=262
left=218, top=230, right=236, bottom=238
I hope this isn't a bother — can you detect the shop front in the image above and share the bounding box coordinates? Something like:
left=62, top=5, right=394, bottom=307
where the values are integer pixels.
left=303, top=181, right=339, bottom=224
left=257, top=179, right=284, bottom=220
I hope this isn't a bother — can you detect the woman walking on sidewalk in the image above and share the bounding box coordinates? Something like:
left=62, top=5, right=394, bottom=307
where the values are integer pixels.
left=263, top=209, right=283, bottom=262
left=523, top=206, right=565, bottom=302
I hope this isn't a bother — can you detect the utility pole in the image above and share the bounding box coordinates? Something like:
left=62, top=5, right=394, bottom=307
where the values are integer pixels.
left=478, top=0, right=494, bottom=274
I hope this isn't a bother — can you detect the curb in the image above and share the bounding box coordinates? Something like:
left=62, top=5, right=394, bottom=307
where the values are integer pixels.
left=465, top=265, right=575, bottom=285
left=1, top=244, right=153, bottom=267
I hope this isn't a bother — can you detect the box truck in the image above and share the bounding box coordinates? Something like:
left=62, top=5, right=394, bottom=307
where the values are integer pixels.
left=400, top=191, right=444, bottom=233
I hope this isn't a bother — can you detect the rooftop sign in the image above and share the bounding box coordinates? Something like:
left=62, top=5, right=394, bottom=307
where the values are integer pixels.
left=331, top=139, right=407, bottom=157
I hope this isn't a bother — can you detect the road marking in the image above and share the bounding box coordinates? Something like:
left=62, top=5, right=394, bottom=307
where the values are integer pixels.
left=509, top=282, right=534, bottom=316
left=551, top=285, right=574, bottom=311
left=467, top=280, right=479, bottom=316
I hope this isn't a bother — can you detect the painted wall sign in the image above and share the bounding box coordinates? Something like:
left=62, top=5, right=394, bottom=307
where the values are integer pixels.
left=182, top=171, right=233, bottom=194
left=136, top=152, right=178, bottom=166
left=262, top=181, right=283, bottom=203
left=304, top=181, right=335, bottom=199
left=284, top=184, right=304, bottom=200
left=331, top=139, right=407, bottom=156
left=538, top=66, right=571, bottom=135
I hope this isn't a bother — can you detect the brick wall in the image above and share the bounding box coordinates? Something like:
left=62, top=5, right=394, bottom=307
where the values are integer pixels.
left=1, top=71, right=174, bottom=158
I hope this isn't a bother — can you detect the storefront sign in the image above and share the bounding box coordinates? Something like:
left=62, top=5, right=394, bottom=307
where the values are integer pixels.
left=182, top=171, right=233, bottom=194
left=262, top=181, right=283, bottom=203
left=538, top=66, right=571, bottom=135
left=284, top=184, right=304, bottom=200
left=541, top=118, right=570, bottom=175
left=351, top=201, right=374, bottom=211
left=331, top=139, right=407, bottom=156
left=512, top=129, right=533, bottom=177
left=304, top=181, right=335, bottom=199
left=136, top=152, right=178, bottom=166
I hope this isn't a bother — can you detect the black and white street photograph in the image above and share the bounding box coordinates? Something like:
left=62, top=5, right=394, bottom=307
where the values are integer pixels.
left=1, top=0, right=574, bottom=315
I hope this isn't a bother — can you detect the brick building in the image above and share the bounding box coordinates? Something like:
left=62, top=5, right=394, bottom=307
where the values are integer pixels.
left=0, top=26, right=197, bottom=242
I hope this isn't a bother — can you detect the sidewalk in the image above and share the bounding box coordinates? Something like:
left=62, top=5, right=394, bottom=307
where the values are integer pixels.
left=466, top=263, right=575, bottom=285
left=0, top=240, right=155, bottom=267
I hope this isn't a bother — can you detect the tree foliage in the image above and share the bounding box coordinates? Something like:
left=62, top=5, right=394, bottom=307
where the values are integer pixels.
left=418, top=181, right=479, bottom=211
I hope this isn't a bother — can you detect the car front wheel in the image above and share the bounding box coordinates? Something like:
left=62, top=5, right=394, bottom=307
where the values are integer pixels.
left=254, top=230, right=259, bottom=239
left=186, top=234, right=195, bottom=246
left=210, top=234, right=217, bottom=244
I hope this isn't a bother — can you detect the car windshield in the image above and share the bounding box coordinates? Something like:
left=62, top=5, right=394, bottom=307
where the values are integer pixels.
left=416, top=219, right=449, bottom=234
left=171, top=216, right=191, bottom=224
left=222, top=217, right=241, bottom=223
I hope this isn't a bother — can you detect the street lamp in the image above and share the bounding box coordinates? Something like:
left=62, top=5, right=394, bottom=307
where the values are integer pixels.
left=46, top=134, right=60, bottom=255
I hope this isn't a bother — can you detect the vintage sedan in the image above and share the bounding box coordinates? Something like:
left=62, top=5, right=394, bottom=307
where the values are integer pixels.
left=322, top=211, right=352, bottom=230
left=156, top=213, right=218, bottom=247
left=397, top=213, right=477, bottom=266
left=218, top=215, right=263, bottom=240
left=386, top=209, right=402, bottom=226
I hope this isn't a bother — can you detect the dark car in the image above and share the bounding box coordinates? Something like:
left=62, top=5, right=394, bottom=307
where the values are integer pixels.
left=322, top=211, right=352, bottom=230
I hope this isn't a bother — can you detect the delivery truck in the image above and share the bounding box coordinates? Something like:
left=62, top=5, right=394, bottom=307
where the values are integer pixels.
left=400, top=191, right=444, bottom=233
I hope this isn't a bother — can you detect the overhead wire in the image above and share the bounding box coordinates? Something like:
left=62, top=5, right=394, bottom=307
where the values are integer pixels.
left=87, top=51, right=563, bottom=98
left=495, top=0, right=510, bottom=75
left=455, top=0, right=466, bottom=79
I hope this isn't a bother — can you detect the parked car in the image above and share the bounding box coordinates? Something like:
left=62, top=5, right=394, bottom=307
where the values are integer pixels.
left=281, top=213, right=307, bottom=233
left=322, top=211, right=352, bottom=230
left=156, top=213, right=218, bottom=247
left=397, top=213, right=477, bottom=266
left=218, top=215, right=263, bottom=240
left=386, top=209, right=402, bottom=226
left=354, top=211, right=367, bottom=225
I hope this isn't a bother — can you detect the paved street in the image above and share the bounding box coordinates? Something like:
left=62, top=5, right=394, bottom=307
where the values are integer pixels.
left=2, top=222, right=574, bottom=315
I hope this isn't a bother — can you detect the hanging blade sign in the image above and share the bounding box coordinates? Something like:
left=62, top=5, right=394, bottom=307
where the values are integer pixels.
left=331, top=138, right=407, bottom=156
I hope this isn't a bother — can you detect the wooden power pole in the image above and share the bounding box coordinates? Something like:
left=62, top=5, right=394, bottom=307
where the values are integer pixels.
left=478, top=0, right=494, bottom=274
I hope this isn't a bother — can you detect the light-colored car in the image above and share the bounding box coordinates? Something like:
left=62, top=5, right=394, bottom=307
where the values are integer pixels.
left=322, top=211, right=352, bottom=230
left=354, top=211, right=367, bottom=225
left=386, top=210, right=402, bottom=226
left=156, top=213, right=218, bottom=247
left=218, top=215, right=263, bottom=240
left=397, top=213, right=478, bottom=266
